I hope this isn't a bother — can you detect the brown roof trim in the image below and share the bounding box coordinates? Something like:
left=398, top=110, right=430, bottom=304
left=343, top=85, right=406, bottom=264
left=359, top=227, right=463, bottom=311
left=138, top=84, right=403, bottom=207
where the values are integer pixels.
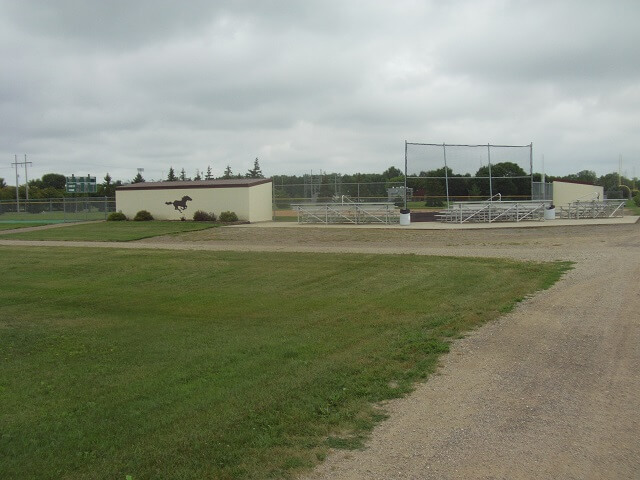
left=117, top=178, right=272, bottom=191
left=552, top=180, right=599, bottom=187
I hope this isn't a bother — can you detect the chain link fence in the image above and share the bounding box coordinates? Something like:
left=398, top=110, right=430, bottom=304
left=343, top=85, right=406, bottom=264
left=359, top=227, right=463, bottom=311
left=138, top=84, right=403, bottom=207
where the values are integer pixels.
left=271, top=181, right=534, bottom=220
left=272, top=182, right=404, bottom=206
left=531, top=182, right=553, bottom=202
left=405, top=142, right=534, bottom=206
left=0, top=197, right=116, bottom=223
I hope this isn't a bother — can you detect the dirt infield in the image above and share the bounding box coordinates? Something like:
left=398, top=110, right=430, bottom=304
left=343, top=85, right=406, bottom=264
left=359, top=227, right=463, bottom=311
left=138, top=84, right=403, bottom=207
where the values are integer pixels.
left=1, top=221, right=639, bottom=479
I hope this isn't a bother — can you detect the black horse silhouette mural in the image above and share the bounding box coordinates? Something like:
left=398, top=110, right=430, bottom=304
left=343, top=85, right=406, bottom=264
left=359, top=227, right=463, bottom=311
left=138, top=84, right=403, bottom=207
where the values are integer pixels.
left=165, top=195, right=193, bottom=212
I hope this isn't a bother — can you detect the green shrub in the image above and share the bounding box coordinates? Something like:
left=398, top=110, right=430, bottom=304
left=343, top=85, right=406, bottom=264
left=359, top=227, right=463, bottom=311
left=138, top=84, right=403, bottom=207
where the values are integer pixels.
left=633, top=194, right=640, bottom=207
left=107, top=211, right=127, bottom=221
left=219, top=211, right=238, bottom=223
left=193, top=210, right=216, bottom=222
left=605, top=190, right=623, bottom=199
left=133, top=210, right=154, bottom=221
left=425, top=198, right=445, bottom=207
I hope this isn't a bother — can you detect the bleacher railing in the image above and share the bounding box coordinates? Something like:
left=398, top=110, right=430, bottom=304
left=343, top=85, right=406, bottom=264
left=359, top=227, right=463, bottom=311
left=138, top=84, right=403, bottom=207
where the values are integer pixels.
left=437, top=195, right=549, bottom=223
left=293, top=202, right=399, bottom=224
left=559, top=200, right=625, bottom=219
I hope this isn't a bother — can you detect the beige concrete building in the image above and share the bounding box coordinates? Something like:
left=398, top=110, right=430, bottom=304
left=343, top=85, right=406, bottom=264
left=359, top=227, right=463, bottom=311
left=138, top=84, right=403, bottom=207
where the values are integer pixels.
left=552, top=181, right=604, bottom=207
left=116, top=179, right=273, bottom=222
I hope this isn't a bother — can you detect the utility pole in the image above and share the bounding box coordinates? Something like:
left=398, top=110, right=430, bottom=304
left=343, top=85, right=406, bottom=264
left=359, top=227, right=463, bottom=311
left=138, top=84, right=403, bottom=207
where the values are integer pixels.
left=11, top=154, right=33, bottom=210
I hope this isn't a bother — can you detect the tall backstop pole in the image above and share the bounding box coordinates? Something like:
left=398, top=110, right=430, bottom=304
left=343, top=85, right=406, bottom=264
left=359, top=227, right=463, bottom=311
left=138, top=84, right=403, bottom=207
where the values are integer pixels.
left=404, top=140, right=408, bottom=210
left=443, top=143, right=450, bottom=206
left=529, top=143, right=534, bottom=200
left=487, top=144, right=493, bottom=199
left=12, top=155, right=19, bottom=212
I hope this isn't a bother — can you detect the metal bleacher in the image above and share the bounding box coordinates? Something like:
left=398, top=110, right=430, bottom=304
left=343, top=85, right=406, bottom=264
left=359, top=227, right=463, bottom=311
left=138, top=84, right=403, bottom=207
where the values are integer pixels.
left=436, top=194, right=548, bottom=223
left=557, top=199, right=626, bottom=219
left=437, top=194, right=626, bottom=224
left=293, top=197, right=399, bottom=224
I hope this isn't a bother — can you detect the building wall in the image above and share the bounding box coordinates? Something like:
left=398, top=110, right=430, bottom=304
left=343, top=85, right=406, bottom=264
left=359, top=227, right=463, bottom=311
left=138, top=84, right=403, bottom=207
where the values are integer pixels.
left=248, top=182, right=274, bottom=222
left=116, top=183, right=273, bottom=221
left=552, top=181, right=603, bottom=207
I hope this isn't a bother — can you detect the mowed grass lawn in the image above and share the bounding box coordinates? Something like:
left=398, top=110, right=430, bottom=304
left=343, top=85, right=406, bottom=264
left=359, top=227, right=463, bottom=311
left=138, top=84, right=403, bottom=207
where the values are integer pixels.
left=1, top=221, right=217, bottom=241
left=0, top=247, right=570, bottom=479
left=0, top=222, right=52, bottom=230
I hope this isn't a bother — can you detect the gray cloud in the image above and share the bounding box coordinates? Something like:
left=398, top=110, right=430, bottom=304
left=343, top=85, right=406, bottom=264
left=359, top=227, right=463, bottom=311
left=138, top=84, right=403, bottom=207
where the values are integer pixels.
left=0, top=0, right=638, bottom=183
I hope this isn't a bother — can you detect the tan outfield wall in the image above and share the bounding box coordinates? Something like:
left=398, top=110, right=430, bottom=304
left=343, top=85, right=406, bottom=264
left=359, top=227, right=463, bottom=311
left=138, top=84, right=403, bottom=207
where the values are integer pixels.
left=116, top=179, right=273, bottom=222
left=552, top=181, right=603, bottom=207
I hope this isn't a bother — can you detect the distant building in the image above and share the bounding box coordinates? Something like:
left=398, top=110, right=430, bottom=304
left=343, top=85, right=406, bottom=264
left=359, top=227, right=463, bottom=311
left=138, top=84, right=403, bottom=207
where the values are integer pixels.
left=552, top=181, right=603, bottom=207
left=116, top=178, right=273, bottom=222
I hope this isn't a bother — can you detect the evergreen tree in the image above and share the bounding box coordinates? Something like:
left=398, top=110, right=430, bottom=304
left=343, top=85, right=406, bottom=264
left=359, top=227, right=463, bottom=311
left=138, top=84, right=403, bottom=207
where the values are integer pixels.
left=246, top=157, right=264, bottom=178
left=222, top=165, right=233, bottom=179
left=167, top=167, right=177, bottom=182
left=205, top=165, right=213, bottom=180
left=100, top=173, right=116, bottom=197
left=132, top=172, right=145, bottom=183
left=179, top=168, right=187, bottom=181
left=194, top=169, right=202, bottom=181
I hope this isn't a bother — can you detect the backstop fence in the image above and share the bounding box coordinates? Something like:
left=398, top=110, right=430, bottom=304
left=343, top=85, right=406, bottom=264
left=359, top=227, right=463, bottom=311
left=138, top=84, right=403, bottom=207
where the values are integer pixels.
left=0, top=197, right=116, bottom=223
left=404, top=142, right=533, bottom=207
left=272, top=181, right=407, bottom=206
left=270, top=179, right=537, bottom=220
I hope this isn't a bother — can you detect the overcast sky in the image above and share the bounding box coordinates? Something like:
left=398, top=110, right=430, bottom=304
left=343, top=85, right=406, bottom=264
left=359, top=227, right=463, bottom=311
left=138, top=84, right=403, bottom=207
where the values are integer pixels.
left=1, top=0, right=638, bottom=184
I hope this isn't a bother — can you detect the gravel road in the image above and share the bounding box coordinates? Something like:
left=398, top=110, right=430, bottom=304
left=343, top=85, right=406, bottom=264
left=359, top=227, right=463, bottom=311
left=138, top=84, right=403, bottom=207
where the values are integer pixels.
left=1, top=221, right=638, bottom=479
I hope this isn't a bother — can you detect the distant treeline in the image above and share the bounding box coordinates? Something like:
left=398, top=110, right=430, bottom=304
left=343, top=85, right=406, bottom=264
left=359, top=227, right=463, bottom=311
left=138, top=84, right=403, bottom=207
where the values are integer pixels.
left=272, top=164, right=638, bottom=202
left=0, top=163, right=637, bottom=201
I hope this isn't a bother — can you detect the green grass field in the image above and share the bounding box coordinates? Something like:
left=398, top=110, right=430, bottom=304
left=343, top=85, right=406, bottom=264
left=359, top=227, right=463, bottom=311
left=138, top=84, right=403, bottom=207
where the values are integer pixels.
left=0, top=247, right=570, bottom=479
left=0, top=210, right=109, bottom=222
left=626, top=198, right=640, bottom=215
left=1, top=221, right=218, bottom=242
left=0, top=222, right=52, bottom=230
left=273, top=215, right=299, bottom=222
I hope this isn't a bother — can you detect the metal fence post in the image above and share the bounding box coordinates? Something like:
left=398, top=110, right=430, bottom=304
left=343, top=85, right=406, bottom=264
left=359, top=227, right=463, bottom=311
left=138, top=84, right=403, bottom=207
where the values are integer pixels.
left=404, top=140, right=408, bottom=210
left=443, top=143, right=450, bottom=207
left=487, top=143, right=493, bottom=199
left=529, top=143, right=534, bottom=200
